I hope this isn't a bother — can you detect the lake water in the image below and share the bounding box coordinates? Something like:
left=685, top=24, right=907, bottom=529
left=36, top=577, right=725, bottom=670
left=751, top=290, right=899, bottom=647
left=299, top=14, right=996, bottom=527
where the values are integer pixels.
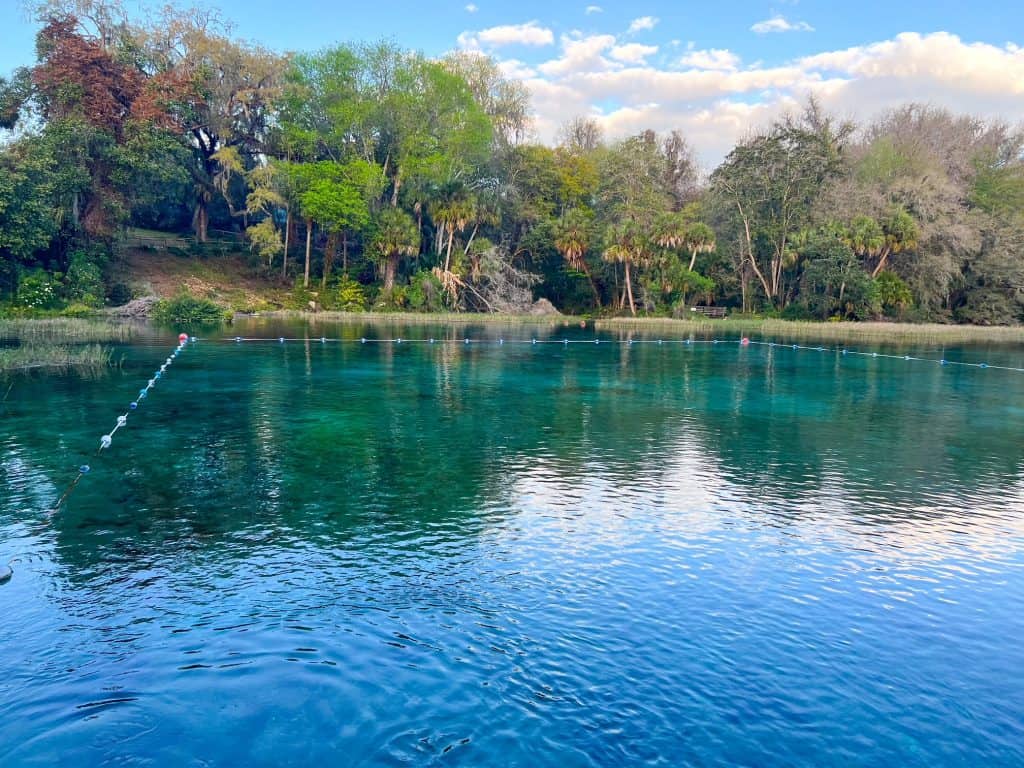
left=2, top=319, right=1023, bottom=766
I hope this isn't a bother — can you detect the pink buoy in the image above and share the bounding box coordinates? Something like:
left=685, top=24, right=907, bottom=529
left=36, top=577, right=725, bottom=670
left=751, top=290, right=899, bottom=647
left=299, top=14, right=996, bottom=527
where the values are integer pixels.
left=741, top=337, right=750, bottom=346
left=178, top=333, right=189, bottom=344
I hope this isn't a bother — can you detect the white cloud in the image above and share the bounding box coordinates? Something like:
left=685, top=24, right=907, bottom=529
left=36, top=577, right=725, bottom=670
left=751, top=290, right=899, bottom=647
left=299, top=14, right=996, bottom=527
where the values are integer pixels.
left=538, top=33, right=617, bottom=77
left=679, top=48, right=742, bottom=71
left=457, top=21, right=555, bottom=50
left=610, top=43, right=659, bottom=65
left=751, top=15, right=814, bottom=34
left=628, top=16, right=659, bottom=33
left=465, top=3, right=477, bottom=12
left=483, top=30, right=1024, bottom=167
left=585, top=5, right=602, bottom=14
left=497, top=58, right=538, bottom=79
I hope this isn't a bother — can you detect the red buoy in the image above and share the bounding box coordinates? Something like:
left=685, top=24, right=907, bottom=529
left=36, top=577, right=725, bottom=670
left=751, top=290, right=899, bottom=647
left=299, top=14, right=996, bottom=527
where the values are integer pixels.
left=178, top=333, right=189, bottom=344
left=741, top=337, right=750, bottom=346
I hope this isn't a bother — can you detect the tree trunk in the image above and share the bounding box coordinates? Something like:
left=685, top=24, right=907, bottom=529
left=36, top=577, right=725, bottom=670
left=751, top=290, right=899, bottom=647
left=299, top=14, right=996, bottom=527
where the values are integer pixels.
left=871, top=246, right=892, bottom=279
left=384, top=253, right=397, bottom=292
left=322, top=232, right=335, bottom=290
left=194, top=200, right=209, bottom=243
left=282, top=208, right=291, bottom=281
left=342, top=231, right=348, bottom=272
left=581, top=262, right=601, bottom=308
left=390, top=169, right=402, bottom=207
left=464, top=222, right=479, bottom=256
left=445, top=227, right=456, bottom=272
left=304, top=219, right=312, bottom=288
left=625, top=262, right=636, bottom=316
left=688, top=247, right=698, bottom=272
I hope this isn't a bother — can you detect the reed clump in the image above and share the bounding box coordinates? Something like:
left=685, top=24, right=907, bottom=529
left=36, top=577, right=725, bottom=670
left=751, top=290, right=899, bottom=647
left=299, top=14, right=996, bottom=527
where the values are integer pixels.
left=0, top=343, right=113, bottom=373
left=0, top=318, right=133, bottom=343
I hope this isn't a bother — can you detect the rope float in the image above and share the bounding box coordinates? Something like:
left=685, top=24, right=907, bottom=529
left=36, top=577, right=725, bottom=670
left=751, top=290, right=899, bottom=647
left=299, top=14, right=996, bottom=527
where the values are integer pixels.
left=49, top=333, right=195, bottom=516
left=213, top=335, right=1024, bottom=373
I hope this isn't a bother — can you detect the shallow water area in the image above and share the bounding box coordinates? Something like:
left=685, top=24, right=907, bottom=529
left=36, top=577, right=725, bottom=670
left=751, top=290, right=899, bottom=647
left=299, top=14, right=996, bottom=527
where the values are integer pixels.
left=1, top=318, right=1023, bottom=766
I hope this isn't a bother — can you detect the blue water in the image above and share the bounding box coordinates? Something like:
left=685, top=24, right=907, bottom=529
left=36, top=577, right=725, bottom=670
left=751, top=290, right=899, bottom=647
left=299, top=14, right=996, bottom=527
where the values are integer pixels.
left=1, top=320, right=1023, bottom=766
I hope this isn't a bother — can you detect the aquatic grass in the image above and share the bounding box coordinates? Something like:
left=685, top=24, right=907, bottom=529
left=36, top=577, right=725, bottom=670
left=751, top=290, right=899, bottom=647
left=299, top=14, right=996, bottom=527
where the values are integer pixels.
left=0, top=343, right=113, bottom=373
left=0, top=318, right=133, bottom=343
left=595, top=317, right=1024, bottom=345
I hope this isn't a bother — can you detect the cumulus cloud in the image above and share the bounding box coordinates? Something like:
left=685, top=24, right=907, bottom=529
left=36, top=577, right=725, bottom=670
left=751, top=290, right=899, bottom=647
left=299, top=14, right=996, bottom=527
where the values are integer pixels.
left=751, top=15, right=814, bottom=34
left=610, top=43, right=659, bottom=64
left=628, top=16, right=659, bottom=33
left=457, top=21, right=555, bottom=50
left=679, top=48, right=741, bottom=71
left=538, top=33, right=618, bottom=77
left=585, top=5, right=602, bottom=13
left=489, top=30, right=1024, bottom=167
left=465, top=3, right=477, bottom=12
left=497, top=58, right=538, bottom=79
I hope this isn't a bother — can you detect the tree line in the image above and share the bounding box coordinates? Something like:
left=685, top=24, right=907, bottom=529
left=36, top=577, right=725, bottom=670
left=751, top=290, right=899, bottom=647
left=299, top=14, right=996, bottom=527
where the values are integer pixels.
left=1, top=0, right=1022, bottom=323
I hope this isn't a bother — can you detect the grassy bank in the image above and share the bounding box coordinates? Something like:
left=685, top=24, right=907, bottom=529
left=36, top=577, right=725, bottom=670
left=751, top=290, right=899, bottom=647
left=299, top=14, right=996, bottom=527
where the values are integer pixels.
left=594, top=317, right=1024, bottom=345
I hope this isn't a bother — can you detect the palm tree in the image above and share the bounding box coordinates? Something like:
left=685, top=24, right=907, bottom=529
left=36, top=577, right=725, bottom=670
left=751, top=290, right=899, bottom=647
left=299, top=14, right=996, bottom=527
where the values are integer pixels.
left=431, top=190, right=476, bottom=273
left=683, top=222, right=716, bottom=272
left=603, top=222, right=653, bottom=316
left=370, top=208, right=419, bottom=293
left=654, top=214, right=715, bottom=272
left=874, top=207, right=918, bottom=278
left=553, top=209, right=600, bottom=307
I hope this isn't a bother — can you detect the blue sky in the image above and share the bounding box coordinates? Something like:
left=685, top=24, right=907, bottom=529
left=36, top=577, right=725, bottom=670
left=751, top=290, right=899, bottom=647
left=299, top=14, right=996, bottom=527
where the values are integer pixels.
left=3, top=1, right=1023, bottom=163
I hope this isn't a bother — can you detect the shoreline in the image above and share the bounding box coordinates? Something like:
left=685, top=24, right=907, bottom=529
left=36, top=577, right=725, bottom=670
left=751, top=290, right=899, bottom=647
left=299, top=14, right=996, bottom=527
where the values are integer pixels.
left=239, top=312, right=1024, bottom=344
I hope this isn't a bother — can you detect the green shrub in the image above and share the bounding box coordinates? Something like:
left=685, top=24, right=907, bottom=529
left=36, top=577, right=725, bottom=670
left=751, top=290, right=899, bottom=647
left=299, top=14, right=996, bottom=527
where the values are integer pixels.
left=15, top=271, right=60, bottom=310
left=874, top=271, right=913, bottom=317
left=334, top=276, right=367, bottom=312
left=152, top=292, right=227, bottom=325
left=106, top=283, right=132, bottom=306
left=61, top=303, right=100, bottom=318
left=63, top=249, right=105, bottom=307
left=406, top=270, right=444, bottom=312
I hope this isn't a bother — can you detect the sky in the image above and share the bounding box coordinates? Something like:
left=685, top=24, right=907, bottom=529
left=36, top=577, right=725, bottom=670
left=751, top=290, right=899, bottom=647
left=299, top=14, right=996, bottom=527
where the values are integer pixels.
left=2, top=0, right=1023, bottom=166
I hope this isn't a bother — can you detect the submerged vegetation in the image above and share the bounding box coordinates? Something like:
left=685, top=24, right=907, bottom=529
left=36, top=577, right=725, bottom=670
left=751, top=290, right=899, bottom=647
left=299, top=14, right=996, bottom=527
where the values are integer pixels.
left=0, top=0, right=1022, bottom=325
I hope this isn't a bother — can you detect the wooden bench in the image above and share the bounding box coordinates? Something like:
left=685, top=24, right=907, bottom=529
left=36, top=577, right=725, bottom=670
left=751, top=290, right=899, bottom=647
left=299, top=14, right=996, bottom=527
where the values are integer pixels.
left=690, top=306, right=727, bottom=318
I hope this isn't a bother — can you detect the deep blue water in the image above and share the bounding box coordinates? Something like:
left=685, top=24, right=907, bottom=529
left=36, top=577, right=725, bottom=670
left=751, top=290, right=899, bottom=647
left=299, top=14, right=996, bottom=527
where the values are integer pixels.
left=1, top=320, right=1023, bottom=766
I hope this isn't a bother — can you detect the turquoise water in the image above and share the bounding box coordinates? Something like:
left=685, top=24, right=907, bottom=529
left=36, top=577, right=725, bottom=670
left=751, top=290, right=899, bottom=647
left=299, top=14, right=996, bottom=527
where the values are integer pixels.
left=2, top=319, right=1023, bottom=766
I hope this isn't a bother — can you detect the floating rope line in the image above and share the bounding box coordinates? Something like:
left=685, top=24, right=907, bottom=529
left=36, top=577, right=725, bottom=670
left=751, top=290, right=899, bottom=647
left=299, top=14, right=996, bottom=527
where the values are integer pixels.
left=50, top=334, right=195, bottom=514
left=208, top=335, right=1024, bottom=373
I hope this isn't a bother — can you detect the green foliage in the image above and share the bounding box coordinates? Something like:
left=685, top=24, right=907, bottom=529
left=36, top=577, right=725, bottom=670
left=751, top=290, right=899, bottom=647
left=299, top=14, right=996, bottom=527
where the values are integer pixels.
left=60, top=302, right=100, bottom=318
left=969, top=150, right=1024, bottom=217
left=406, top=270, right=445, bottom=312
left=874, top=271, right=913, bottom=316
left=246, top=219, right=284, bottom=266
left=333, top=276, right=368, bottom=312
left=152, top=293, right=227, bottom=326
left=16, top=272, right=61, bottom=310
left=107, top=282, right=132, bottom=306
left=800, top=233, right=879, bottom=320
left=63, top=249, right=105, bottom=307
